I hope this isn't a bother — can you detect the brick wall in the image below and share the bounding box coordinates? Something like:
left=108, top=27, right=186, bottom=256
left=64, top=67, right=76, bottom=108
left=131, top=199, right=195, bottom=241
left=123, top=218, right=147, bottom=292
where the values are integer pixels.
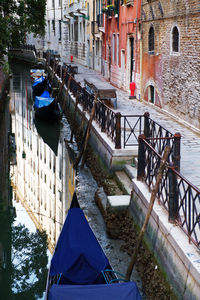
left=142, top=0, right=200, bottom=128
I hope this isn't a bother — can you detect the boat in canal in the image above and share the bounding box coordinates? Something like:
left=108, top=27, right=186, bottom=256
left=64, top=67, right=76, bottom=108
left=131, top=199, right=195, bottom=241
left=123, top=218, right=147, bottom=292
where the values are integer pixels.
left=34, top=90, right=63, bottom=122
left=30, top=69, right=46, bottom=81
left=32, top=75, right=47, bottom=96
left=45, top=193, right=141, bottom=300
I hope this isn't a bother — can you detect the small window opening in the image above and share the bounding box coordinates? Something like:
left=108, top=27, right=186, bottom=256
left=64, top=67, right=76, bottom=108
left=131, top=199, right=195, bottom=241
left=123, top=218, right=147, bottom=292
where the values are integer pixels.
left=148, top=26, right=154, bottom=54
left=172, top=26, right=179, bottom=52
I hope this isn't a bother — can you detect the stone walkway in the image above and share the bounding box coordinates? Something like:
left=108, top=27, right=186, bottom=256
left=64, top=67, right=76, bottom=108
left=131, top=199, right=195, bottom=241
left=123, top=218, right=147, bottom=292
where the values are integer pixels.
left=70, top=61, right=200, bottom=190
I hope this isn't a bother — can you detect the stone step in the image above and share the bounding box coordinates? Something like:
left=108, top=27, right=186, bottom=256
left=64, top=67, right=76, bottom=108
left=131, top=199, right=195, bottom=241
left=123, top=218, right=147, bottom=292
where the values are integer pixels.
left=115, top=170, right=133, bottom=195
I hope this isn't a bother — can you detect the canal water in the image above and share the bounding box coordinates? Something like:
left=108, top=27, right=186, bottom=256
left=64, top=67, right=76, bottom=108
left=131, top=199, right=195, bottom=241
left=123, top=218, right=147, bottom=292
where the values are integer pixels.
left=0, top=63, right=145, bottom=299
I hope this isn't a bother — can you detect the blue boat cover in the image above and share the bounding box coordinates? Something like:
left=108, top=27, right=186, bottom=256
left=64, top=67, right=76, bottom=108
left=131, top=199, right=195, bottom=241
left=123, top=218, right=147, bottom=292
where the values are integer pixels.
left=34, top=91, right=54, bottom=108
left=49, top=208, right=109, bottom=284
left=32, top=75, right=45, bottom=87
left=48, top=282, right=141, bottom=300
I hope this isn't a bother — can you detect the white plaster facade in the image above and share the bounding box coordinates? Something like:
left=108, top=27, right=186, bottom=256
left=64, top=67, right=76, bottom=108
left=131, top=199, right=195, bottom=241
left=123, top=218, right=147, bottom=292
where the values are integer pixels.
left=10, top=73, right=75, bottom=253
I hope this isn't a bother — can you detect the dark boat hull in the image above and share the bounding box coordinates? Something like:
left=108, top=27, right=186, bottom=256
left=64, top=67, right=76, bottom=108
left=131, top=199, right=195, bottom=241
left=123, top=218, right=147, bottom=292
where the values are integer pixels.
left=35, top=99, right=63, bottom=122
left=32, top=78, right=47, bottom=96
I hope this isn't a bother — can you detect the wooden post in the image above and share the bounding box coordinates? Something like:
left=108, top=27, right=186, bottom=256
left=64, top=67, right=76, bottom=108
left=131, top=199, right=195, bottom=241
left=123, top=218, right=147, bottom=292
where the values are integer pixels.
left=62, top=75, right=71, bottom=112
left=70, top=93, right=80, bottom=143
left=74, top=98, right=97, bottom=169
left=125, top=145, right=171, bottom=281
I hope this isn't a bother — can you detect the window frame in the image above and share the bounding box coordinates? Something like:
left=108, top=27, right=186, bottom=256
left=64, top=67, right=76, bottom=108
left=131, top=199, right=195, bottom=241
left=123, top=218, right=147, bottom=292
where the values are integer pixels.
left=148, top=25, right=155, bottom=55
left=171, top=25, right=180, bottom=55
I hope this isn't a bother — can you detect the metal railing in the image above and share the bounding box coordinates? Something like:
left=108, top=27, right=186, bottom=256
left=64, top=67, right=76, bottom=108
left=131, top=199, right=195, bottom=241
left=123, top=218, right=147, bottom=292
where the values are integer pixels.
left=137, top=136, right=200, bottom=250
left=44, top=53, right=200, bottom=250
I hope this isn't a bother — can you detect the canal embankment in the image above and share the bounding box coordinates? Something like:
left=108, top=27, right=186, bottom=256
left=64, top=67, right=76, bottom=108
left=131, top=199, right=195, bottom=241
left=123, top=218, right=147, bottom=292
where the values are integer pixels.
left=45, top=58, right=200, bottom=300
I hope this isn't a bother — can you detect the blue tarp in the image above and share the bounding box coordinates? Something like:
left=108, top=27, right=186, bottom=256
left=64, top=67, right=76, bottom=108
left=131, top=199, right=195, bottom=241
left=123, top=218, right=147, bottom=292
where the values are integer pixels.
left=32, top=75, right=45, bottom=87
left=48, top=282, right=141, bottom=300
left=34, top=91, right=54, bottom=108
left=49, top=208, right=109, bottom=284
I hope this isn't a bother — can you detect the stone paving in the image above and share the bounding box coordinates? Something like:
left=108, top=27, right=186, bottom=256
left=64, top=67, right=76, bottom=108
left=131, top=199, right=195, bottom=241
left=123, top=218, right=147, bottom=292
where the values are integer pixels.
left=70, top=61, right=200, bottom=190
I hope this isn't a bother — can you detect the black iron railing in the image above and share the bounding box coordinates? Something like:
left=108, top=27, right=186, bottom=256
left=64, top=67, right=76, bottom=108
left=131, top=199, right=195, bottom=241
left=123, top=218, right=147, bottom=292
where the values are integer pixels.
left=137, top=136, right=200, bottom=250
left=44, top=53, right=200, bottom=250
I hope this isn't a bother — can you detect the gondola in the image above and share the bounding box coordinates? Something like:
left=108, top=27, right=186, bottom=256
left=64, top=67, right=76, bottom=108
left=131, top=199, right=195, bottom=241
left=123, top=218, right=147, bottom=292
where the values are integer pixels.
left=45, top=193, right=141, bottom=300
left=30, top=69, right=46, bottom=81
left=32, top=75, right=47, bottom=96
left=34, top=90, right=63, bottom=122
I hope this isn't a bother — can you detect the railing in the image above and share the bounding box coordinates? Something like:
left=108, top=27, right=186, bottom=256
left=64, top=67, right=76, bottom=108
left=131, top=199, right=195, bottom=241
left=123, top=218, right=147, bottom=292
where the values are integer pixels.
left=44, top=53, right=200, bottom=250
left=45, top=54, right=178, bottom=152
left=137, top=136, right=200, bottom=250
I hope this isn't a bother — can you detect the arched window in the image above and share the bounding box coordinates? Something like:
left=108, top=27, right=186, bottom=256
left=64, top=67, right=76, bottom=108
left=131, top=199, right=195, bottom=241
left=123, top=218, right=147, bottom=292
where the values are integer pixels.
left=148, top=26, right=154, bottom=53
left=172, top=26, right=179, bottom=52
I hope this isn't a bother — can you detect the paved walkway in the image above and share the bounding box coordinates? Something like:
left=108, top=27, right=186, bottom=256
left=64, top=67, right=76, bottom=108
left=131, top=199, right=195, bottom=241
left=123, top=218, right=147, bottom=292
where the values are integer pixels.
left=70, top=61, right=200, bottom=190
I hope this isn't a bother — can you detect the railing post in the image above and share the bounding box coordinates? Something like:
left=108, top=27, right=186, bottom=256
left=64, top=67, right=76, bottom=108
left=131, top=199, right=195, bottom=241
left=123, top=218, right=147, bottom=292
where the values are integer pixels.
left=144, top=112, right=150, bottom=138
left=115, top=112, right=121, bottom=149
left=137, top=134, right=146, bottom=180
left=101, top=104, right=106, bottom=132
left=173, top=132, right=181, bottom=172
left=168, top=163, right=179, bottom=223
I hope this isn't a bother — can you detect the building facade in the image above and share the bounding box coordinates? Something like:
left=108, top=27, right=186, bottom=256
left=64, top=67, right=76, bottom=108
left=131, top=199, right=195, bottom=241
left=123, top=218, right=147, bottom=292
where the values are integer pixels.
left=141, top=0, right=200, bottom=128
left=101, top=0, right=141, bottom=95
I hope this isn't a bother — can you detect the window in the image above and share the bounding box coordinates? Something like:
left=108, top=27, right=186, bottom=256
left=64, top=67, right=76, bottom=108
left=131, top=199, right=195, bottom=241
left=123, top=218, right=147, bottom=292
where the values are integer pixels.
left=116, top=33, right=119, bottom=65
left=59, top=20, right=62, bottom=41
left=148, top=26, right=154, bottom=53
left=172, top=26, right=179, bottom=52
left=52, top=20, right=55, bottom=36
left=112, top=34, right=115, bottom=63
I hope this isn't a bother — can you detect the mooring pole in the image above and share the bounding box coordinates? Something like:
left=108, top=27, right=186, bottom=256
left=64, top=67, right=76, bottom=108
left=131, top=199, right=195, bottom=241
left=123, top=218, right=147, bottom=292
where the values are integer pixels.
left=74, top=98, right=97, bottom=169
left=125, top=145, right=171, bottom=281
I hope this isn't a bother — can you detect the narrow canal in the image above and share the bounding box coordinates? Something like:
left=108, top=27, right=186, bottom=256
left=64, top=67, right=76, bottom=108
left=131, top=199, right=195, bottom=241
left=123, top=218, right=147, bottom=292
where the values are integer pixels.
left=0, top=63, right=146, bottom=299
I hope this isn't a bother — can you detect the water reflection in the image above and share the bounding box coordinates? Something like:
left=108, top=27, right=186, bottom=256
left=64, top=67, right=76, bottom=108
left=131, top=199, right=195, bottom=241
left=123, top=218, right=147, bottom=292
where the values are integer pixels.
left=6, top=63, right=76, bottom=298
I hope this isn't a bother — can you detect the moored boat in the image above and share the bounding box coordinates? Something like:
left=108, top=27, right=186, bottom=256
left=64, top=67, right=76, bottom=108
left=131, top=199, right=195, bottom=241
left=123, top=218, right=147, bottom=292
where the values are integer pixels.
left=30, top=69, right=46, bottom=81
left=32, top=75, right=47, bottom=96
left=34, top=90, right=62, bottom=122
left=45, top=193, right=141, bottom=300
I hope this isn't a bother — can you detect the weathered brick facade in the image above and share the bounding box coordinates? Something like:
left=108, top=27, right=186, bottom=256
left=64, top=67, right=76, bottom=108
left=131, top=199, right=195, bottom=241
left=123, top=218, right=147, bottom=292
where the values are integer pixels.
left=142, top=0, right=200, bottom=128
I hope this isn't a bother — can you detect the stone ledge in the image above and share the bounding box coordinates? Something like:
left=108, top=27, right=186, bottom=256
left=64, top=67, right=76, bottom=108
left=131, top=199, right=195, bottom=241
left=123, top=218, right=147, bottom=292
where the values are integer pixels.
left=131, top=178, right=200, bottom=300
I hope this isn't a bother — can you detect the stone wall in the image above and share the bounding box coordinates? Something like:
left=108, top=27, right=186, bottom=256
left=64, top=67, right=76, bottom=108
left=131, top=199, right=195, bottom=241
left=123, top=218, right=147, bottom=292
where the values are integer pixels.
left=142, top=0, right=200, bottom=128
